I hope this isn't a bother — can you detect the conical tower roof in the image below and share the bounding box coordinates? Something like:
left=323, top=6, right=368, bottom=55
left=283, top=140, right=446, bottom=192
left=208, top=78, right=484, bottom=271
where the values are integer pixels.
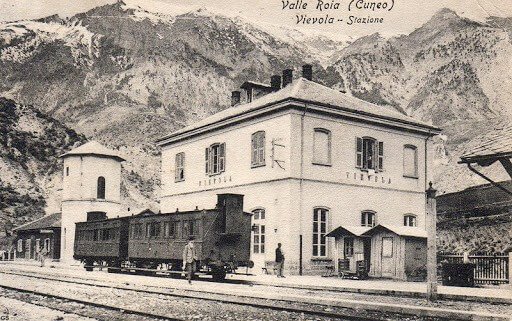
left=59, top=141, right=125, bottom=162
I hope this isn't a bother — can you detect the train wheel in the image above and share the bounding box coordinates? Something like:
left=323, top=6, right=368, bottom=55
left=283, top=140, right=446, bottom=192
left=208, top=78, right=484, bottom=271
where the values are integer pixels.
left=84, top=259, right=94, bottom=272
left=212, top=269, right=226, bottom=282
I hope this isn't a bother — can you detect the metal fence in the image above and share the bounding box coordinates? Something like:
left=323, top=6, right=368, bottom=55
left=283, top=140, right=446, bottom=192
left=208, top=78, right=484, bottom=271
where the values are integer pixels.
left=438, top=253, right=509, bottom=285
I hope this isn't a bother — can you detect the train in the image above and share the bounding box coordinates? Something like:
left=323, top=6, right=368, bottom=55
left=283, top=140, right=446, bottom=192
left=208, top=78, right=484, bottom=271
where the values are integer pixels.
left=74, top=193, right=253, bottom=281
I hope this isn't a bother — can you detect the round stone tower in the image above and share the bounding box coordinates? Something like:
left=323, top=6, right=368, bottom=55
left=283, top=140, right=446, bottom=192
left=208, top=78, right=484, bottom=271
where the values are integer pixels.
left=59, top=141, right=125, bottom=263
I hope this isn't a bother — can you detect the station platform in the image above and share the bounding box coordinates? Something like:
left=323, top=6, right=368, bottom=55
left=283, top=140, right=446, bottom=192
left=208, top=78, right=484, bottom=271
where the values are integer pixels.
left=228, top=272, right=511, bottom=304
left=2, top=260, right=510, bottom=304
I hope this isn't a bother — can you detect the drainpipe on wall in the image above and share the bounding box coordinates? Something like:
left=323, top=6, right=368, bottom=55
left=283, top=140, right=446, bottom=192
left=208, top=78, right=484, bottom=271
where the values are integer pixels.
left=299, top=103, right=308, bottom=276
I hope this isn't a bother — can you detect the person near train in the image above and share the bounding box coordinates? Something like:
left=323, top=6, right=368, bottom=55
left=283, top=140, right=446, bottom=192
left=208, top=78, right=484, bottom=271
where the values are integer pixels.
left=39, top=245, right=48, bottom=267
left=182, top=236, right=198, bottom=283
left=275, top=243, right=285, bottom=278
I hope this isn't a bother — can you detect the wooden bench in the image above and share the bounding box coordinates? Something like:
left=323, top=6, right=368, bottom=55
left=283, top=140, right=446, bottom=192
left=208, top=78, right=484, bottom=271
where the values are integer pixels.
left=262, top=261, right=278, bottom=275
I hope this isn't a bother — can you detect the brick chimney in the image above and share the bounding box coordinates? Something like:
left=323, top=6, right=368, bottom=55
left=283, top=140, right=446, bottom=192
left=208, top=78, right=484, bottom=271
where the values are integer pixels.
left=282, top=69, right=293, bottom=87
left=302, top=64, right=313, bottom=81
left=231, top=90, right=241, bottom=106
left=270, top=75, right=281, bottom=91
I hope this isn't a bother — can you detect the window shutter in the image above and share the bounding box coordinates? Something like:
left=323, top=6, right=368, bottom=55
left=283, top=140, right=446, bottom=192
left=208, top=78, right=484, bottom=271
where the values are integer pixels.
left=378, top=141, right=384, bottom=171
left=181, top=153, right=185, bottom=179
left=175, top=153, right=179, bottom=181
left=260, top=132, right=265, bottom=164
left=251, top=134, right=256, bottom=165
left=205, top=147, right=209, bottom=174
left=356, top=137, right=363, bottom=168
left=219, top=143, right=226, bottom=172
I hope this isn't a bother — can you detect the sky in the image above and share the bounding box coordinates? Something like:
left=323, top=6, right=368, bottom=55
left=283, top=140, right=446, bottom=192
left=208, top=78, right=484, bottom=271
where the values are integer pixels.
left=1, top=0, right=511, bottom=38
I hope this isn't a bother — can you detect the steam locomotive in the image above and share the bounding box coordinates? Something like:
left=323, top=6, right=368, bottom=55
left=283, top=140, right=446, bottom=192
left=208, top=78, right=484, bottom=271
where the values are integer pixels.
left=74, top=194, right=253, bottom=281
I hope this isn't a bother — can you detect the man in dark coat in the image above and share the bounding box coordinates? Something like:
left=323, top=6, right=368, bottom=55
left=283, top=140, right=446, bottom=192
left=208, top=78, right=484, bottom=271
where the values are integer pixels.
left=275, top=243, right=285, bottom=278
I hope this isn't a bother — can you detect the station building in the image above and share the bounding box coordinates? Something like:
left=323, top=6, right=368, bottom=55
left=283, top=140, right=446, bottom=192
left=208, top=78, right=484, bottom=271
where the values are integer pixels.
left=156, top=66, right=441, bottom=279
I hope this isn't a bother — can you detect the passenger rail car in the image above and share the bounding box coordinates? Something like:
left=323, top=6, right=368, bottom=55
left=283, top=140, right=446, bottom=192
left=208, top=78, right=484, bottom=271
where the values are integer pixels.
left=74, top=194, right=253, bottom=280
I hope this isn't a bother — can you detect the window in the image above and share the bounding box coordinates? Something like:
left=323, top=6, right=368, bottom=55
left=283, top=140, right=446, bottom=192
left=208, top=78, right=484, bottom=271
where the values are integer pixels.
left=163, top=221, right=170, bottom=237
left=44, top=238, right=51, bottom=253
left=313, top=129, right=331, bottom=165
left=175, top=152, right=185, bottom=182
left=205, top=143, right=226, bottom=175
left=403, top=145, right=418, bottom=178
left=344, top=237, right=354, bottom=257
left=404, top=214, right=417, bottom=227
left=35, top=239, right=40, bottom=252
left=356, top=137, right=383, bottom=171
left=146, top=222, right=161, bottom=238
left=313, top=208, right=328, bottom=257
left=101, top=228, right=111, bottom=241
left=131, top=224, right=143, bottom=239
left=183, top=220, right=197, bottom=237
left=97, top=176, right=106, bottom=199
left=252, top=209, right=265, bottom=254
left=17, top=239, right=23, bottom=252
left=361, top=211, right=376, bottom=227
left=251, top=131, right=265, bottom=167
left=66, top=166, right=69, bottom=176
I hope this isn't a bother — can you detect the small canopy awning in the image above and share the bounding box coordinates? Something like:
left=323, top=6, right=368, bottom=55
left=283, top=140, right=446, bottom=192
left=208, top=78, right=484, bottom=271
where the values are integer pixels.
left=361, top=224, right=427, bottom=238
left=326, top=225, right=371, bottom=238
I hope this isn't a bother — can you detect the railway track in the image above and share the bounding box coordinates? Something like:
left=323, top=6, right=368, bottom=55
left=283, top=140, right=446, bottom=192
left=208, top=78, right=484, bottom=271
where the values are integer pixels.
left=0, top=267, right=508, bottom=321
left=0, top=285, right=182, bottom=321
left=0, top=269, right=440, bottom=321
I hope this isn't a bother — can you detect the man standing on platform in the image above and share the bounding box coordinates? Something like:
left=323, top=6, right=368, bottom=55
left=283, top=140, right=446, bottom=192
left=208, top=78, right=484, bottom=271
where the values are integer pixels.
left=275, top=243, right=285, bottom=278
left=182, top=236, right=198, bottom=284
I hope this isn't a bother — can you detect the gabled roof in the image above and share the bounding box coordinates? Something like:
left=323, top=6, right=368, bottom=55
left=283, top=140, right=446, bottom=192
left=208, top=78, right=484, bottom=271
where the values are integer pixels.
left=157, top=78, right=440, bottom=146
left=59, top=141, right=125, bottom=162
left=361, top=224, right=427, bottom=238
left=13, top=213, right=61, bottom=232
left=326, top=225, right=371, bottom=237
left=460, top=124, right=512, bottom=165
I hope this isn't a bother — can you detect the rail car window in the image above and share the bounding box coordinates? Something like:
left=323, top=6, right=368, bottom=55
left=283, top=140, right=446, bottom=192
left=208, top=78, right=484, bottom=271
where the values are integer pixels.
left=93, top=229, right=99, bottom=241
left=183, top=220, right=197, bottom=237
left=146, top=222, right=161, bottom=238
left=131, top=224, right=143, bottom=239
left=101, top=229, right=111, bottom=241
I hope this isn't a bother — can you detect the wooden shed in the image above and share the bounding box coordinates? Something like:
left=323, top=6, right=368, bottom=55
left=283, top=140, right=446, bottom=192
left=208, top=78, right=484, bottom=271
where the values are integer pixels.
left=362, top=224, right=427, bottom=281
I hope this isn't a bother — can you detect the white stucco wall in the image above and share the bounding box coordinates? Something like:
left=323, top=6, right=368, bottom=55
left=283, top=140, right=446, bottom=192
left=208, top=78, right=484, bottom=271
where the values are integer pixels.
left=158, top=105, right=435, bottom=274
left=60, top=155, right=122, bottom=263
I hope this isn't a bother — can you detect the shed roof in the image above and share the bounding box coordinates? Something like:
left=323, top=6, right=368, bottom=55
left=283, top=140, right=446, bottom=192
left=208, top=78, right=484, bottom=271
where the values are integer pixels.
left=361, top=224, right=427, bottom=238
left=460, top=125, right=512, bottom=164
left=13, top=212, right=61, bottom=232
left=157, top=78, right=440, bottom=146
left=59, top=141, right=125, bottom=162
left=326, top=225, right=371, bottom=238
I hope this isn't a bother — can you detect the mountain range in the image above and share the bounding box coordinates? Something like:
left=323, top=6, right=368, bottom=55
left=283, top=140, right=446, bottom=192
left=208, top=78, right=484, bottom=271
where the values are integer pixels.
left=0, top=1, right=511, bottom=232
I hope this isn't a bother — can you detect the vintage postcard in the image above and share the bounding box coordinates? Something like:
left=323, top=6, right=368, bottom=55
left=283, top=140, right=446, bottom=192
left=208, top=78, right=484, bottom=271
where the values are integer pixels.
left=0, top=0, right=511, bottom=320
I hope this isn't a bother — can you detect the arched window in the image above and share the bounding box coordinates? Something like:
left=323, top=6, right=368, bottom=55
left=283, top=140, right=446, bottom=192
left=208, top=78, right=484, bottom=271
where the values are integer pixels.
left=252, top=208, right=265, bottom=254
left=313, top=207, right=329, bottom=257
left=403, top=145, right=418, bottom=178
left=404, top=214, right=417, bottom=227
left=97, top=176, right=106, bottom=199
left=313, top=128, right=331, bottom=165
left=251, top=131, right=266, bottom=167
left=361, top=211, right=376, bottom=227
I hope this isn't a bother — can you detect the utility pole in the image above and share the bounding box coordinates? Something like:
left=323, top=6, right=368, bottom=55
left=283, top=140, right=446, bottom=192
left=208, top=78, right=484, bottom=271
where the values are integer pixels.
left=426, top=182, right=438, bottom=301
